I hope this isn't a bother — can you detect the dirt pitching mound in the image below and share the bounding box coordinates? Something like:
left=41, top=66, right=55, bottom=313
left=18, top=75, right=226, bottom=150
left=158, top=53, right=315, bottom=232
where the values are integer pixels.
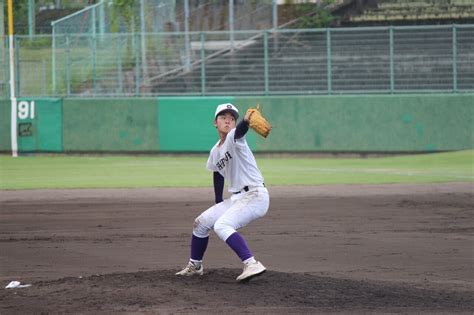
left=2, top=269, right=473, bottom=314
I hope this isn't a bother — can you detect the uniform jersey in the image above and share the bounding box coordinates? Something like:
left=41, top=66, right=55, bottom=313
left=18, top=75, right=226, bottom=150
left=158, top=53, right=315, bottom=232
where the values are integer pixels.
left=206, top=128, right=264, bottom=193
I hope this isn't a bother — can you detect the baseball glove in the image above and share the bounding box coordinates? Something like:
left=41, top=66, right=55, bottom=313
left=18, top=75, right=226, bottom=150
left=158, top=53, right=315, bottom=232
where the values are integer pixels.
left=246, top=104, right=272, bottom=138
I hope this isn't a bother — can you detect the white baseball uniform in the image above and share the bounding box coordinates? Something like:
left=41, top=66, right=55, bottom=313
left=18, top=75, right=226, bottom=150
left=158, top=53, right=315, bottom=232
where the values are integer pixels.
left=177, top=103, right=269, bottom=281
left=193, top=128, right=269, bottom=241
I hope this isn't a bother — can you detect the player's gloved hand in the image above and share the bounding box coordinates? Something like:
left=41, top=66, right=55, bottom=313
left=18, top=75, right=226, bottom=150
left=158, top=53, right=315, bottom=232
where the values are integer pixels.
left=245, top=104, right=271, bottom=138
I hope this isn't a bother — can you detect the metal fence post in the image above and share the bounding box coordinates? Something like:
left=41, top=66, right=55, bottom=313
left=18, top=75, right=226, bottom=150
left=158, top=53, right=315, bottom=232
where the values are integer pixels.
left=92, top=35, right=97, bottom=96
left=42, top=59, right=47, bottom=96
left=66, top=35, right=71, bottom=96
left=272, top=0, right=278, bottom=29
left=99, top=1, right=105, bottom=35
left=389, top=26, right=394, bottom=93
left=28, top=0, right=35, bottom=39
left=135, top=33, right=141, bottom=96
left=229, top=0, right=234, bottom=52
left=184, top=0, right=191, bottom=71
left=92, top=9, right=97, bottom=96
left=3, top=40, right=7, bottom=97
left=452, top=24, right=458, bottom=92
left=326, top=28, right=332, bottom=94
left=117, top=35, right=123, bottom=95
left=15, top=36, right=19, bottom=96
left=200, top=32, right=206, bottom=96
left=51, top=26, right=56, bottom=96
left=264, top=31, right=269, bottom=95
left=140, top=0, right=148, bottom=79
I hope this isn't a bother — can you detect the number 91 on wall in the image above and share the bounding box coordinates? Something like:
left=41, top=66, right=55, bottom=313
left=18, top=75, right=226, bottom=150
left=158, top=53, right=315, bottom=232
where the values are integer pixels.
left=17, top=101, right=35, bottom=120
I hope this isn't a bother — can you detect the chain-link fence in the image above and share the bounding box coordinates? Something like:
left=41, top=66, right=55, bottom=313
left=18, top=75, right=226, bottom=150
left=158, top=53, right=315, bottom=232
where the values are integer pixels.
left=52, top=1, right=275, bottom=35
left=3, top=24, right=473, bottom=98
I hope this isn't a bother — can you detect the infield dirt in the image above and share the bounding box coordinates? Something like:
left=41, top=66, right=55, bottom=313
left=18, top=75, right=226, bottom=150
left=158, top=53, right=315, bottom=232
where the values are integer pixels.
left=1, top=183, right=473, bottom=314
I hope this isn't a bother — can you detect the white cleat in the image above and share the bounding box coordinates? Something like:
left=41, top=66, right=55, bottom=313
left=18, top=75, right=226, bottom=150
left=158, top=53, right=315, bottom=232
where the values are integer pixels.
left=236, top=261, right=266, bottom=282
left=175, top=262, right=204, bottom=276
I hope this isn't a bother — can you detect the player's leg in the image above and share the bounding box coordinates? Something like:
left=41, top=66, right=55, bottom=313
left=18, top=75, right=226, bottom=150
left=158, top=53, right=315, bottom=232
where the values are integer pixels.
left=176, top=199, right=232, bottom=276
left=190, top=200, right=231, bottom=265
left=213, top=187, right=269, bottom=281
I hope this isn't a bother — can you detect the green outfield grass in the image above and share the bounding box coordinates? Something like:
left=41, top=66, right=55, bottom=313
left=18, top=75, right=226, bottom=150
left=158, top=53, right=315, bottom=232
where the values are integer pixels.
left=0, top=150, right=472, bottom=190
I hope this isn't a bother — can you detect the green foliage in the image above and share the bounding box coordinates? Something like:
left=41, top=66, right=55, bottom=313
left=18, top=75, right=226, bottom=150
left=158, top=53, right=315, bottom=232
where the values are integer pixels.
left=18, top=36, right=52, bottom=49
left=5, top=0, right=99, bottom=34
left=110, top=0, right=135, bottom=33
left=294, top=0, right=337, bottom=28
left=109, top=0, right=136, bottom=71
left=4, top=0, right=28, bottom=33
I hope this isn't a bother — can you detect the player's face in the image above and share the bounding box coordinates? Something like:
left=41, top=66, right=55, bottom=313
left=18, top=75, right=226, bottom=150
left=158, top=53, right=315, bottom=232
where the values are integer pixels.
left=214, top=112, right=236, bottom=134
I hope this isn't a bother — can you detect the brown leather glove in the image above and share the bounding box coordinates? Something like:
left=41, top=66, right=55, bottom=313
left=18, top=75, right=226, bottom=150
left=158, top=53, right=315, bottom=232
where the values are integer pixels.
left=245, top=105, right=272, bottom=138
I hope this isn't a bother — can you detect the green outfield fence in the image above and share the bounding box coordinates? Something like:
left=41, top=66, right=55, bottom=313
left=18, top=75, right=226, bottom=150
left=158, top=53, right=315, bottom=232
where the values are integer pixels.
left=0, top=95, right=473, bottom=153
left=1, top=24, right=473, bottom=98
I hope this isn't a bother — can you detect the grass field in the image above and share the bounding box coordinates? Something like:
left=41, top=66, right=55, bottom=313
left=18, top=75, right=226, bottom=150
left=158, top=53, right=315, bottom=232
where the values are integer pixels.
left=0, top=150, right=472, bottom=190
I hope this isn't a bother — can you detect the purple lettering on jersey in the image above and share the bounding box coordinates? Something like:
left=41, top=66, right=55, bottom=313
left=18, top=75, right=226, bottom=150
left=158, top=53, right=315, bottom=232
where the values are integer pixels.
left=216, top=151, right=232, bottom=171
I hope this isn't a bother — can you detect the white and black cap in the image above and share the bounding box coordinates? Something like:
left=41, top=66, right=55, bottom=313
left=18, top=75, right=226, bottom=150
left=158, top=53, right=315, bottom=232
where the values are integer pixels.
left=214, top=103, right=239, bottom=120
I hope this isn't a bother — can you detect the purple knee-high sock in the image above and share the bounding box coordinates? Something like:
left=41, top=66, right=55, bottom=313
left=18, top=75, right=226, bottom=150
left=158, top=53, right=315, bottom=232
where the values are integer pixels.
left=190, top=234, right=209, bottom=261
left=225, top=232, right=253, bottom=262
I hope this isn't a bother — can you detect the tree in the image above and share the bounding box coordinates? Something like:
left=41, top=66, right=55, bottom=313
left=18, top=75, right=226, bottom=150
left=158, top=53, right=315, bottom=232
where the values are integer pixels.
left=110, top=0, right=135, bottom=33
left=291, top=0, right=337, bottom=28
left=4, top=0, right=28, bottom=33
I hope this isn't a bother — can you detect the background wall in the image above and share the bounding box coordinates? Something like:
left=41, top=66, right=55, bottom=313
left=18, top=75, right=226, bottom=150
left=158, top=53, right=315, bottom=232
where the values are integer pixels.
left=238, top=94, right=474, bottom=152
left=0, top=99, right=10, bottom=151
left=63, top=99, right=159, bottom=152
left=0, top=98, right=63, bottom=153
left=0, top=94, right=472, bottom=153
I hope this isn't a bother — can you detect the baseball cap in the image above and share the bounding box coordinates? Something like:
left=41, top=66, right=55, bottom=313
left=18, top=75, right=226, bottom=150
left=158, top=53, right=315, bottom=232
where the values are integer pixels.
left=214, top=103, right=239, bottom=120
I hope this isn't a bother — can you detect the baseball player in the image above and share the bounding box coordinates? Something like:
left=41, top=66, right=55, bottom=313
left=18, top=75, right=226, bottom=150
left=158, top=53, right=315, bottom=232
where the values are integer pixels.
left=176, top=103, right=270, bottom=282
